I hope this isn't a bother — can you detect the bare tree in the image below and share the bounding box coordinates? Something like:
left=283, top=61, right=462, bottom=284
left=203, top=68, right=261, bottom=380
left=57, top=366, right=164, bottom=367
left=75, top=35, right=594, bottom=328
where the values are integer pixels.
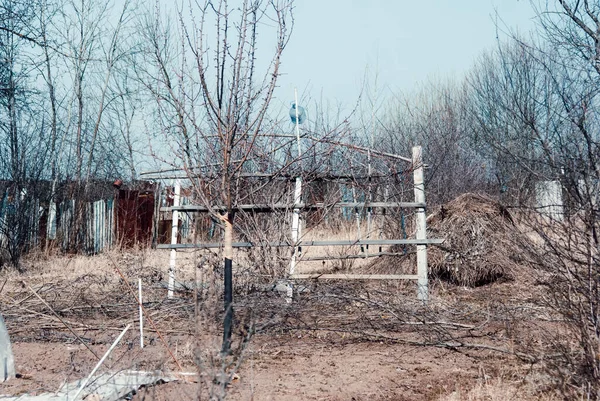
left=141, top=0, right=294, bottom=369
left=464, top=39, right=555, bottom=204
left=532, top=0, right=600, bottom=76
left=458, top=2, right=600, bottom=397
left=0, top=0, right=53, bottom=268
left=379, top=80, right=492, bottom=205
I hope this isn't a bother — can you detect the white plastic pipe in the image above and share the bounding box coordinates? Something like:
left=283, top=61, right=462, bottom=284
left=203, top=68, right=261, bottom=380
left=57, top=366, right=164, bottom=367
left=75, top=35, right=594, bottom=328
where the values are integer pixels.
left=138, top=278, right=144, bottom=349
left=73, top=324, right=131, bottom=400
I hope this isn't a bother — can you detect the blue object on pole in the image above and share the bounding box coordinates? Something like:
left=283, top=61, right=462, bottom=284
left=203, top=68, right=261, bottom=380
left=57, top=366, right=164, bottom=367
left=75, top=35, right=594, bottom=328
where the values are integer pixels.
left=289, top=103, right=306, bottom=124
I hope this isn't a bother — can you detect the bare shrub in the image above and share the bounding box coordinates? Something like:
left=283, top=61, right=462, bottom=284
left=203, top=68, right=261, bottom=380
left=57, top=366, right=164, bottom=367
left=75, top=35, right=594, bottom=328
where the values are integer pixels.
left=518, top=210, right=600, bottom=398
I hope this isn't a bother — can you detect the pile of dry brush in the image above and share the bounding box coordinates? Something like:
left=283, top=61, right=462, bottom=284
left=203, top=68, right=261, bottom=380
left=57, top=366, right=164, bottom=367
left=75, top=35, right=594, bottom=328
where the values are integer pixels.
left=426, top=193, right=532, bottom=286
left=370, top=193, right=532, bottom=287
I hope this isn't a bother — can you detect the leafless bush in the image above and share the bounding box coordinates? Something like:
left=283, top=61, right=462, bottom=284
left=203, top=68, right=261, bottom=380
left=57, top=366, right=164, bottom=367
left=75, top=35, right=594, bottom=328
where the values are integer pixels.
left=457, top=1, right=600, bottom=395
left=516, top=210, right=600, bottom=398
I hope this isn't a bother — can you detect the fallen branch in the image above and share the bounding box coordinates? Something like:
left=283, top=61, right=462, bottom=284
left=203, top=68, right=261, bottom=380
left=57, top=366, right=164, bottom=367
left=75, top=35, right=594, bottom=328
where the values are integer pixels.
left=106, top=254, right=184, bottom=371
left=282, top=326, right=538, bottom=362
left=22, top=281, right=100, bottom=360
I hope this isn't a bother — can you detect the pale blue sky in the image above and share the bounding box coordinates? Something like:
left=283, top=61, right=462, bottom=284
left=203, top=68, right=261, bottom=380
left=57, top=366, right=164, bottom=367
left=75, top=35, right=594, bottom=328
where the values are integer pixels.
left=275, top=0, right=536, bottom=107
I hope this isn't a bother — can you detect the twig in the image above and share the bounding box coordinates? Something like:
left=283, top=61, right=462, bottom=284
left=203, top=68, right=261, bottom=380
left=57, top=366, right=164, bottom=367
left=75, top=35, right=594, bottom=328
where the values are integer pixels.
left=9, top=324, right=191, bottom=335
left=106, top=254, right=184, bottom=371
left=284, top=326, right=538, bottom=362
left=55, top=302, right=159, bottom=313
left=390, top=321, right=476, bottom=329
left=22, top=281, right=100, bottom=360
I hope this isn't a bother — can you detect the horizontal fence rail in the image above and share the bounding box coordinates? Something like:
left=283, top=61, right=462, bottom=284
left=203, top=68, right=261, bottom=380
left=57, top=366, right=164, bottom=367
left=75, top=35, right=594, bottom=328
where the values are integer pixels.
left=161, top=201, right=426, bottom=213
left=157, top=238, right=444, bottom=250
left=300, top=251, right=414, bottom=261
left=290, top=274, right=419, bottom=280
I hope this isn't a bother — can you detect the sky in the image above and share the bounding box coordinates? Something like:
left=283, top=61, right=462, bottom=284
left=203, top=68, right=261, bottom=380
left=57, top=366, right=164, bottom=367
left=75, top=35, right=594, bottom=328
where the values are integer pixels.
left=140, top=0, right=539, bottom=173
left=275, top=0, right=537, bottom=109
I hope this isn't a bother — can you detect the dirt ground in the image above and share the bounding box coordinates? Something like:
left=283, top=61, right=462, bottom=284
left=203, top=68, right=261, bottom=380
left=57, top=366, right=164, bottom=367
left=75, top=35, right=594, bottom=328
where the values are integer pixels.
left=3, top=334, right=534, bottom=401
left=0, top=249, right=561, bottom=400
left=2, top=336, right=494, bottom=400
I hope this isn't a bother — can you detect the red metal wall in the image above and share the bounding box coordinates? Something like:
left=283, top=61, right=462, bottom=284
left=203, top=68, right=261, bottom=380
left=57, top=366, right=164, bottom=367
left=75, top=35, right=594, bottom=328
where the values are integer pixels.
left=116, top=189, right=155, bottom=247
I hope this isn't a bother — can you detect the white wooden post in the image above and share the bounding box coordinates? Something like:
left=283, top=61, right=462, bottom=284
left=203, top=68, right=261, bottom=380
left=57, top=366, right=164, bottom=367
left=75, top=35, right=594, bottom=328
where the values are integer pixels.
left=168, top=180, right=181, bottom=299
left=287, top=89, right=303, bottom=302
left=412, top=146, right=428, bottom=302
left=290, top=177, right=302, bottom=274
left=288, top=177, right=302, bottom=303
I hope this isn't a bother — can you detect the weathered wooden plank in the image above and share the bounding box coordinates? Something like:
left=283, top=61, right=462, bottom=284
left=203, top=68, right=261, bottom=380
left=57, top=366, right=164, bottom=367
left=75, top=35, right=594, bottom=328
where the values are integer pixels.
left=156, top=238, right=444, bottom=249
left=300, top=251, right=408, bottom=261
left=290, top=274, right=419, bottom=280
left=160, top=201, right=426, bottom=212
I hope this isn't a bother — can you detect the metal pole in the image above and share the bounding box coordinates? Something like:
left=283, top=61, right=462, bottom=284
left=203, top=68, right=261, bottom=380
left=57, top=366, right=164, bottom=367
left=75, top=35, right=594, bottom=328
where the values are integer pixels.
left=222, top=208, right=235, bottom=354
left=412, top=146, right=428, bottom=302
left=366, top=91, right=375, bottom=255
left=379, top=181, right=389, bottom=254
left=168, top=180, right=180, bottom=299
left=294, top=89, right=302, bottom=163
left=351, top=184, right=364, bottom=254
left=222, top=256, right=233, bottom=353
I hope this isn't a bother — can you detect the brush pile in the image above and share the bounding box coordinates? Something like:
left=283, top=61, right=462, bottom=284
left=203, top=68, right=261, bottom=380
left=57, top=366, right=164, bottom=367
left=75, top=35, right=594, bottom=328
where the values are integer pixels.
left=367, top=193, right=530, bottom=286
left=426, top=193, right=527, bottom=286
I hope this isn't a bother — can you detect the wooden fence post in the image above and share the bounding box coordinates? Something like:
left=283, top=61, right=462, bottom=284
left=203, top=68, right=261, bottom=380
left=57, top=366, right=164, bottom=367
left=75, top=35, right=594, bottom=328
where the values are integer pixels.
left=287, top=176, right=302, bottom=302
left=168, top=180, right=180, bottom=299
left=287, top=88, right=303, bottom=303
left=412, top=146, right=428, bottom=303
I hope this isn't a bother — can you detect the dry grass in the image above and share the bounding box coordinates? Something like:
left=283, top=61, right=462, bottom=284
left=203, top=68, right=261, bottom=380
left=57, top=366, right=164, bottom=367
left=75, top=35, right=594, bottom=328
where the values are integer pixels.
left=1, top=200, right=593, bottom=400
left=0, top=248, right=202, bottom=347
left=441, top=376, right=561, bottom=401
left=0, top=247, right=197, bottom=283
left=274, top=221, right=379, bottom=274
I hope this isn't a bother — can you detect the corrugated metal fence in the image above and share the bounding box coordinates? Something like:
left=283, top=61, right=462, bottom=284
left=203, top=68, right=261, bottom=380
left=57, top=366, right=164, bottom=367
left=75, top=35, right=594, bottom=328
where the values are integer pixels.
left=49, top=198, right=117, bottom=253
left=0, top=185, right=155, bottom=257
